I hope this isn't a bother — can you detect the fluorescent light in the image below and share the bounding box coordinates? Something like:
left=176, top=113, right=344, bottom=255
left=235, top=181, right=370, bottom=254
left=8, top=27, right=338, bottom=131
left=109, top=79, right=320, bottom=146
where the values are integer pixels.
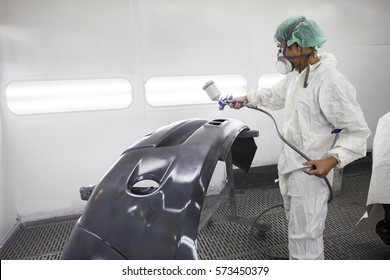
left=145, top=74, right=247, bottom=106
left=6, top=78, right=133, bottom=115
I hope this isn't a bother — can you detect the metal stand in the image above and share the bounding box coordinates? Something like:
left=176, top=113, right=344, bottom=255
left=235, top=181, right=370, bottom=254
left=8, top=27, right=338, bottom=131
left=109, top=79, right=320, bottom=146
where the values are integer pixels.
left=199, top=130, right=269, bottom=231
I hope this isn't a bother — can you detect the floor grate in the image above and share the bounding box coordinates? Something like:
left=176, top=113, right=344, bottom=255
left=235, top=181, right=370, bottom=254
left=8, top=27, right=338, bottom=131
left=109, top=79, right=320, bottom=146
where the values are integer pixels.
left=1, top=170, right=389, bottom=260
left=0, top=220, right=76, bottom=260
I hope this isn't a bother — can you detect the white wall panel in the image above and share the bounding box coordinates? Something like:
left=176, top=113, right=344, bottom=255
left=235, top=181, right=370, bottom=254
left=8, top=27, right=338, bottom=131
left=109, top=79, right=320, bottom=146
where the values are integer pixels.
left=0, top=0, right=146, bottom=239
left=1, top=0, right=135, bottom=76
left=139, top=1, right=249, bottom=72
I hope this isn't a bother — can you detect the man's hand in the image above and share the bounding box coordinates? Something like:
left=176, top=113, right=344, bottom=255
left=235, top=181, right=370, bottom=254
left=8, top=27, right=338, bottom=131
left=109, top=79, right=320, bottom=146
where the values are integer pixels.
left=227, top=95, right=248, bottom=109
left=302, top=156, right=338, bottom=178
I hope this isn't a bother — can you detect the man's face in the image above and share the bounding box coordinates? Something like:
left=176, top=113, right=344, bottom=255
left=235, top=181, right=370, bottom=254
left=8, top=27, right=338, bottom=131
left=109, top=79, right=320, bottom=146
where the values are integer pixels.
left=278, top=43, right=301, bottom=68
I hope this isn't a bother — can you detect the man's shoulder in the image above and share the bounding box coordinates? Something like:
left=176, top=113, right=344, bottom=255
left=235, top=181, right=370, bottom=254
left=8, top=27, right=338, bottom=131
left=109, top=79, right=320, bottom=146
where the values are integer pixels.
left=316, top=63, right=349, bottom=84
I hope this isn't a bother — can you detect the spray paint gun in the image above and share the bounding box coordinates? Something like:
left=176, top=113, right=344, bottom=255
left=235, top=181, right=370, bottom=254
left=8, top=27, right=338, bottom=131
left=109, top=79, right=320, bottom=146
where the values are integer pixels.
left=202, top=80, right=244, bottom=110
left=202, top=80, right=334, bottom=203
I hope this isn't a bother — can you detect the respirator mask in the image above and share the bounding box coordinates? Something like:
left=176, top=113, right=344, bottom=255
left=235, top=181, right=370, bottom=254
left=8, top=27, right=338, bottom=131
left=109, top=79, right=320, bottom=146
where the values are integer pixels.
left=275, top=47, right=315, bottom=75
left=275, top=47, right=315, bottom=88
left=276, top=48, right=293, bottom=75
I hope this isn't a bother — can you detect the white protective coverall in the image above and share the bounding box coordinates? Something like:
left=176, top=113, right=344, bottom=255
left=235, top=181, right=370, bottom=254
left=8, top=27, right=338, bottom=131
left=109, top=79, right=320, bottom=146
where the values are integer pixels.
left=247, top=52, right=371, bottom=259
left=355, top=111, right=390, bottom=230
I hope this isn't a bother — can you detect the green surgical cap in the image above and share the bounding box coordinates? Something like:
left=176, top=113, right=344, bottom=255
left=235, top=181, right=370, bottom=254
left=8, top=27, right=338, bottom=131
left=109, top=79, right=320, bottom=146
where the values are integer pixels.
left=274, top=15, right=326, bottom=48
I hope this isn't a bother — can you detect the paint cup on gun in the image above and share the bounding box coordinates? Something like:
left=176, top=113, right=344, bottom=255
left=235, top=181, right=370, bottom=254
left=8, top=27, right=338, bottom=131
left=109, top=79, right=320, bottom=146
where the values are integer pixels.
left=202, top=80, right=221, bottom=101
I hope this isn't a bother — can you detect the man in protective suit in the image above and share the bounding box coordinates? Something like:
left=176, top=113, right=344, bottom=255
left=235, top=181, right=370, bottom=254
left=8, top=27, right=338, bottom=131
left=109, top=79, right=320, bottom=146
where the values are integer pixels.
left=229, top=15, right=371, bottom=259
left=355, top=112, right=390, bottom=246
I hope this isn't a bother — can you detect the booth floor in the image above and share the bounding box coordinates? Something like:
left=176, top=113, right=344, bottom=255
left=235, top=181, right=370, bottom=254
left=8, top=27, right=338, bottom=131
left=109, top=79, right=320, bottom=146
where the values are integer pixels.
left=1, top=162, right=389, bottom=260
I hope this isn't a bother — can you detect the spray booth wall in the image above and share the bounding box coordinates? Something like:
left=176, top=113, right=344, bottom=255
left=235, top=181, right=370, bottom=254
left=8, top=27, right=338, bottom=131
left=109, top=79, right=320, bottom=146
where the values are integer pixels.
left=0, top=0, right=389, bottom=245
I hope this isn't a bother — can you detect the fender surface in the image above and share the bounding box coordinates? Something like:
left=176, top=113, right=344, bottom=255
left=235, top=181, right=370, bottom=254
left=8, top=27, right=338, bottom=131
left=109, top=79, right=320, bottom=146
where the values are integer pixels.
left=61, top=118, right=257, bottom=259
